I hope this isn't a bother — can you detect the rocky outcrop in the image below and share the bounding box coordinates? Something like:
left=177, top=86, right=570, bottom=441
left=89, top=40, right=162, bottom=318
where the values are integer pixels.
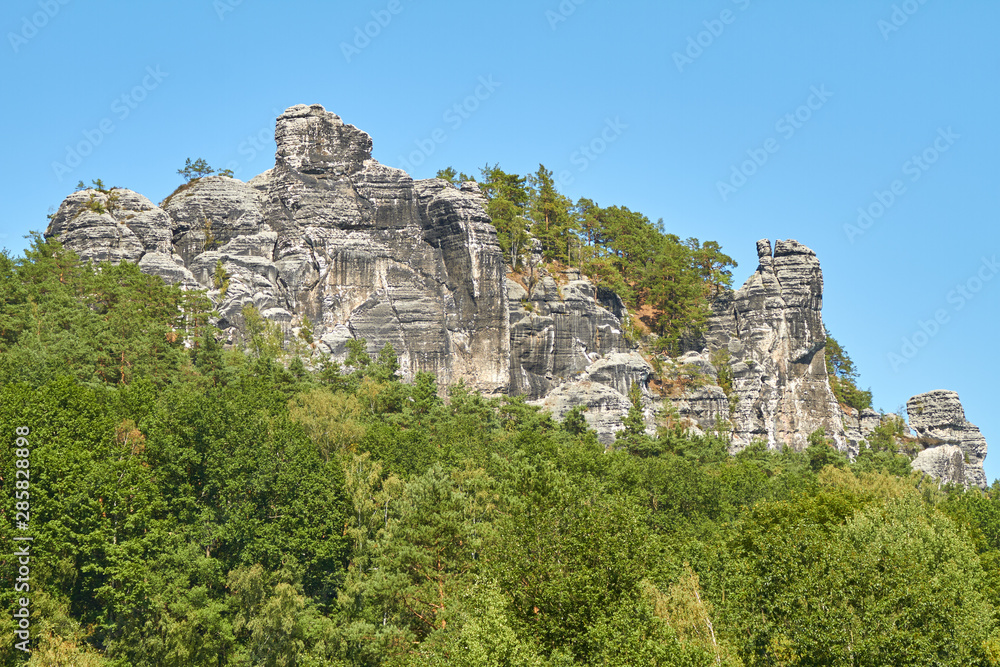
left=503, top=263, right=648, bottom=443
left=533, top=351, right=655, bottom=444
left=841, top=406, right=882, bottom=448
left=47, top=188, right=199, bottom=288
left=908, top=390, right=987, bottom=488
left=45, top=104, right=511, bottom=394
left=508, top=268, right=629, bottom=398
left=662, top=350, right=730, bottom=434
left=42, top=107, right=989, bottom=475
left=702, top=239, right=847, bottom=453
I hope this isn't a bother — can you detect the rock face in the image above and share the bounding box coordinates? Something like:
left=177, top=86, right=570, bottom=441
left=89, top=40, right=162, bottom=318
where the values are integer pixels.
left=840, top=406, right=882, bottom=448
left=508, top=268, right=629, bottom=398
left=43, top=108, right=989, bottom=474
left=45, top=104, right=511, bottom=394
left=702, top=239, right=847, bottom=452
left=533, top=351, right=656, bottom=444
left=503, top=264, right=650, bottom=444
left=908, top=390, right=987, bottom=488
left=663, top=350, right=730, bottom=434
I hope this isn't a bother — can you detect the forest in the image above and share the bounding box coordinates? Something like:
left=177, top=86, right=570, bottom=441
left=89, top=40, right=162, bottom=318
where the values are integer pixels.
left=0, top=229, right=998, bottom=665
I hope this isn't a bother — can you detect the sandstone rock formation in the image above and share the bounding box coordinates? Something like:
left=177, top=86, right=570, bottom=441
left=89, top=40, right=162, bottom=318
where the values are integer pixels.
left=908, top=390, right=987, bottom=488
left=840, top=406, right=882, bottom=449
left=45, top=104, right=511, bottom=393
left=42, top=107, right=988, bottom=477
left=508, top=268, right=629, bottom=398
left=500, top=263, right=655, bottom=444
left=46, top=188, right=197, bottom=287
left=700, top=239, right=848, bottom=452
left=533, top=350, right=656, bottom=444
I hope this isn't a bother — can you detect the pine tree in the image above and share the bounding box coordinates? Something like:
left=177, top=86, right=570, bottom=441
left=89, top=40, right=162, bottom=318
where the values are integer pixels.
left=479, top=164, right=531, bottom=268
left=527, top=164, right=576, bottom=263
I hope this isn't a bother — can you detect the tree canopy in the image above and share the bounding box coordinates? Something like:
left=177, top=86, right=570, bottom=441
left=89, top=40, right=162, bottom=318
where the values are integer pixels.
left=0, top=237, right=996, bottom=665
left=455, top=164, right=738, bottom=353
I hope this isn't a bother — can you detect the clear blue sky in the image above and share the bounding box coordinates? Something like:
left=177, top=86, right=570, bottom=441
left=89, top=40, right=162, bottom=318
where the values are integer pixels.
left=3, top=1, right=998, bottom=480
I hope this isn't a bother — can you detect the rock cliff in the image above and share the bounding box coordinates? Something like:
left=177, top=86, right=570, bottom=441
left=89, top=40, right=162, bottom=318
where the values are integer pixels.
left=43, top=106, right=988, bottom=483
left=699, top=239, right=850, bottom=452
left=47, top=104, right=511, bottom=394
left=508, top=269, right=630, bottom=398
left=908, top=390, right=987, bottom=488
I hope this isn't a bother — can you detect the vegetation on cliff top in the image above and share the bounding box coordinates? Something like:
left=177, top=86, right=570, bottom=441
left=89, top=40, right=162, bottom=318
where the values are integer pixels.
left=445, top=164, right=737, bottom=354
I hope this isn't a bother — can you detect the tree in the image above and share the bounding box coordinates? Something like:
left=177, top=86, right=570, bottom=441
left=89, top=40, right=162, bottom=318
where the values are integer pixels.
left=527, top=164, right=576, bottom=263
left=479, top=164, right=531, bottom=268
left=804, top=428, right=848, bottom=471
left=177, top=157, right=232, bottom=182
left=825, top=335, right=873, bottom=411
left=436, top=166, right=474, bottom=186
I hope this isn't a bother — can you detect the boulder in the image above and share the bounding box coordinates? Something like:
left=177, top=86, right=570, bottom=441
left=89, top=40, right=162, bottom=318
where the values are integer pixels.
left=907, top=390, right=987, bottom=488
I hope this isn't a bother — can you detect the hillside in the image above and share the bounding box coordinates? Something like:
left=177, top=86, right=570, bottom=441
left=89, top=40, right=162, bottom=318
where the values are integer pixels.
left=42, top=104, right=988, bottom=488
left=0, top=105, right=994, bottom=664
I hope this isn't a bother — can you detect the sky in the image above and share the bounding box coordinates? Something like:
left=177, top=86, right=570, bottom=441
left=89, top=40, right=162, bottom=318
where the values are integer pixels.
left=2, top=1, right=998, bottom=480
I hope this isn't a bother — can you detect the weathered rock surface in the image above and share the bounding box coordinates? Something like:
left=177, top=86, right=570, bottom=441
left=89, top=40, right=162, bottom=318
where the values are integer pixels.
left=701, top=239, right=847, bottom=452
left=503, top=262, right=648, bottom=442
left=45, top=104, right=511, bottom=393
left=664, top=350, right=730, bottom=434
left=912, top=445, right=968, bottom=487
left=42, top=108, right=989, bottom=475
left=907, top=390, right=987, bottom=488
left=841, top=406, right=882, bottom=448
left=509, top=269, right=630, bottom=398
left=533, top=351, right=656, bottom=444
left=47, top=189, right=175, bottom=265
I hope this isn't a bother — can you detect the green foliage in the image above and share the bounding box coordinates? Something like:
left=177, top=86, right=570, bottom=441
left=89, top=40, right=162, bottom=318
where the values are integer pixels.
left=177, top=157, right=219, bottom=182
left=478, top=165, right=738, bottom=352
left=826, top=334, right=873, bottom=411
left=212, top=259, right=229, bottom=296
left=435, top=166, right=474, bottom=186
left=528, top=164, right=577, bottom=263
left=479, top=163, right=532, bottom=268
left=0, top=235, right=208, bottom=387
left=804, top=428, right=849, bottom=472
left=710, top=348, right=734, bottom=398
left=2, top=233, right=998, bottom=665
left=575, top=200, right=736, bottom=353
left=715, top=488, right=994, bottom=666
left=83, top=192, right=107, bottom=214
left=241, top=304, right=283, bottom=360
